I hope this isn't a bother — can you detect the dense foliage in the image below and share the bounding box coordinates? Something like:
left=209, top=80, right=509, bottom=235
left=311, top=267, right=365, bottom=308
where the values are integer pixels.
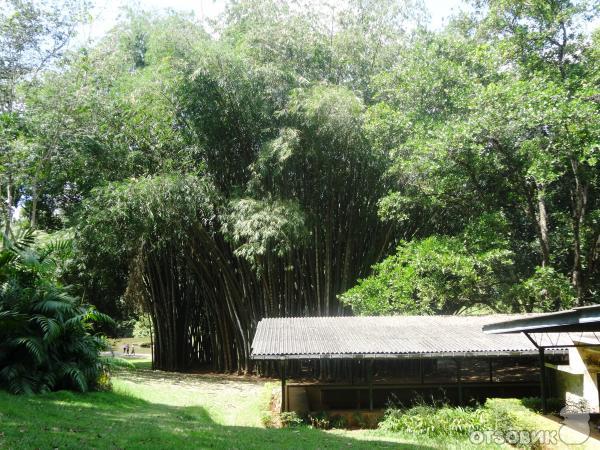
left=379, top=398, right=541, bottom=442
left=1, top=0, right=598, bottom=372
left=0, top=230, right=112, bottom=393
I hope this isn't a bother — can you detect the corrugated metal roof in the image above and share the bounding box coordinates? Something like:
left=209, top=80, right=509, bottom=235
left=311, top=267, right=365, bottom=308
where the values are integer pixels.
left=251, top=315, right=546, bottom=359
left=483, top=305, right=600, bottom=335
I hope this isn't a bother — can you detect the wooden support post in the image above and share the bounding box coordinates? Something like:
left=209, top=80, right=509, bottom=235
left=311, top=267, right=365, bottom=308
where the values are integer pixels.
left=354, top=360, right=359, bottom=409
left=539, top=348, right=547, bottom=414
left=319, top=386, right=323, bottom=410
left=489, top=358, right=493, bottom=383
left=281, top=359, right=287, bottom=412
left=456, top=358, right=463, bottom=405
left=368, top=360, right=374, bottom=411
left=419, top=356, right=424, bottom=384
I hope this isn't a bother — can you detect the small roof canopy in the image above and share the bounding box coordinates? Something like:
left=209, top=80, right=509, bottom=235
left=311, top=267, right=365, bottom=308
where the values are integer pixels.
left=251, top=315, right=551, bottom=360
left=483, top=305, right=600, bottom=335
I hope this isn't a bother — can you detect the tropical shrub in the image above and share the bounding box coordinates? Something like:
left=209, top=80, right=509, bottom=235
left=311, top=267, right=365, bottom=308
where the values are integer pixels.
left=0, top=230, right=113, bottom=394
left=308, top=411, right=331, bottom=429
left=260, top=411, right=305, bottom=429
left=379, top=399, right=540, bottom=440
left=329, top=414, right=348, bottom=429
left=340, top=236, right=515, bottom=315
left=260, top=411, right=277, bottom=428
left=380, top=404, right=489, bottom=438
left=279, top=411, right=304, bottom=428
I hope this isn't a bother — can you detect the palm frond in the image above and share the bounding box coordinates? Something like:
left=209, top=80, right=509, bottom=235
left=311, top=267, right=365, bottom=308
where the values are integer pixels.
left=85, top=309, right=116, bottom=328
left=31, top=315, right=61, bottom=341
left=0, top=309, right=28, bottom=329
left=0, top=231, right=111, bottom=395
left=13, top=337, right=46, bottom=364
left=57, top=363, right=88, bottom=392
left=2, top=228, right=36, bottom=253
left=39, top=239, right=73, bottom=261
left=32, top=298, right=73, bottom=315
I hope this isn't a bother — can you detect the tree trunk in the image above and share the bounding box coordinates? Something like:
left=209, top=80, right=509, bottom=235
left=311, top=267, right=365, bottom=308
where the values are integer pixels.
left=30, top=183, right=38, bottom=229
left=536, top=184, right=551, bottom=268
left=570, top=157, right=588, bottom=304
left=4, top=175, right=14, bottom=237
left=523, top=182, right=550, bottom=267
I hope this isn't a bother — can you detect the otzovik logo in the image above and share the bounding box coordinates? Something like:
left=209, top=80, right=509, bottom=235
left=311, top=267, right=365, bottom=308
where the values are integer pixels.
left=469, top=405, right=592, bottom=446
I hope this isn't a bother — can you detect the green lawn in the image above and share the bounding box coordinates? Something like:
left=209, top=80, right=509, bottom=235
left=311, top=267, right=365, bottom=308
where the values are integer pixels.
left=0, top=364, right=499, bottom=449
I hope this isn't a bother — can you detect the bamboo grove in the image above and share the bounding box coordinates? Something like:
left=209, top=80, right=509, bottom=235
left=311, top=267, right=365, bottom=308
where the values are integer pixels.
left=2, top=0, right=599, bottom=373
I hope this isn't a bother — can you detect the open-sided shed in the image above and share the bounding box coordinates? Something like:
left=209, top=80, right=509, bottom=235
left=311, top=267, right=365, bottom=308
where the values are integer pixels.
left=251, top=315, right=565, bottom=412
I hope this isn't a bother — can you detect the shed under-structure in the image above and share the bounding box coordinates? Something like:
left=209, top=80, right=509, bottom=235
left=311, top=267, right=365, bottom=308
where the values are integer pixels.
left=484, top=305, right=600, bottom=414
left=251, top=315, right=567, bottom=414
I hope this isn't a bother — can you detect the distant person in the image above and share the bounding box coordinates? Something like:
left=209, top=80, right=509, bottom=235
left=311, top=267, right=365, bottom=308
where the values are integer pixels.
left=131, top=344, right=136, bottom=356
left=126, top=343, right=130, bottom=355
left=123, top=343, right=127, bottom=355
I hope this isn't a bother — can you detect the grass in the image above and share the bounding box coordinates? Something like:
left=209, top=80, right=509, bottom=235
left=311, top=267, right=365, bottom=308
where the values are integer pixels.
left=0, top=364, right=521, bottom=449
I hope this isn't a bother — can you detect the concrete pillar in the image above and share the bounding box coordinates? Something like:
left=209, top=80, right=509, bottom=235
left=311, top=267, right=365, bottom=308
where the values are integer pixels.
left=565, top=347, right=600, bottom=413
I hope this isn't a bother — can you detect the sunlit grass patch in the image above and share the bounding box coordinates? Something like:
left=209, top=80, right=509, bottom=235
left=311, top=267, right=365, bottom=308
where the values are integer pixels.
left=0, top=365, right=520, bottom=449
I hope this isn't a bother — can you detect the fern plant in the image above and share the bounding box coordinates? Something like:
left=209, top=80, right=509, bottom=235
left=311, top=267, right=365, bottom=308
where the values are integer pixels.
left=0, top=230, right=113, bottom=394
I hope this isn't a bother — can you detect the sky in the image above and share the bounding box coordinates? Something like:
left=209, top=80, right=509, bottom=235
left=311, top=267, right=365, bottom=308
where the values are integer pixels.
left=78, top=0, right=468, bottom=43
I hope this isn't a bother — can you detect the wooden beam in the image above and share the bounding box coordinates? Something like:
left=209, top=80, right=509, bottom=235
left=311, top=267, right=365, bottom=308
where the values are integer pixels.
left=286, top=381, right=539, bottom=389
left=281, top=360, right=287, bottom=412
left=368, top=360, right=374, bottom=411
left=539, top=348, right=547, bottom=414
left=456, top=358, right=463, bottom=405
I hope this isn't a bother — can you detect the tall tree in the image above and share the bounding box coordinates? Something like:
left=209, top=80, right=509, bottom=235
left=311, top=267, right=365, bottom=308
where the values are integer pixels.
left=5, top=0, right=598, bottom=373
left=0, top=0, right=88, bottom=234
left=366, top=0, right=599, bottom=309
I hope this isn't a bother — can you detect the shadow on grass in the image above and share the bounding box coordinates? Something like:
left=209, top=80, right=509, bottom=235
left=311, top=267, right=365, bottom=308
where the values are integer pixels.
left=0, top=389, right=437, bottom=449
left=115, top=364, right=265, bottom=390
